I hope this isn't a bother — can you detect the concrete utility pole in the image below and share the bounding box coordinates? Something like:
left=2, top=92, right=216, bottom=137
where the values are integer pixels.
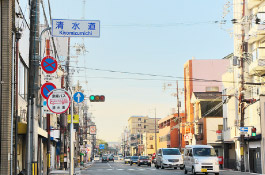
left=239, top=0, right=246, bottom=172
left=154, top=108, right=157, bottom=155
left=27, top=0, right=40, bottom=174
left=176, top=81, right=181, bottom=150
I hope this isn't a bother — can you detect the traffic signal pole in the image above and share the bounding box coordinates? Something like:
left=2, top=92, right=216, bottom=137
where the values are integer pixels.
left=70, top=97, right=74, bottom=175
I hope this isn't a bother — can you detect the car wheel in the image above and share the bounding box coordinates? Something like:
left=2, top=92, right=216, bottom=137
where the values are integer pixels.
left=180, top=166, right=184, bottom=170
left=184, top=167, right=187, bottom=174
left=130, top=163, right=132, bottom=166
left=215, top=173, right=219, bottom=175
left=138, top=164, right=140, bottom=166
left=174, top=167, right=177, bottom=169
left=192, top=167, right=196, bottom=175
left=149, top=164, right=151, bottom=167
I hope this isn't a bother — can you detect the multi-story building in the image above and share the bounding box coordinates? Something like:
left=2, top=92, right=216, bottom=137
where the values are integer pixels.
left=158, top=113, right=184, bottom=150
left=183, top=59, right=229, bottom=151
left=221, top=1, right=264, bottom=173
left=128, top=116, right=160, bottom=156
left=142, top=133, right=156, bottom=156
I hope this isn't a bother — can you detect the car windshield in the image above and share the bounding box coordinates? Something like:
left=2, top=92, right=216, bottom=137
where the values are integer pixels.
left=140, top=156, right=149, bottom=159
left=131, top=156, right=139, bottom=159
left=102, top=156, right=107, bottom=159
left=193, top=148, right=217, bottom=156
left=162, top=149, right=181, bottom=155
left=125, top=156, right=131, bottom=159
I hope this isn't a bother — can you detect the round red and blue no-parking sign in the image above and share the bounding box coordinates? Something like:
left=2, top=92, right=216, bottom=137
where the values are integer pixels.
left=41, top=82, right=56, bottom=99
left=41, top=56, right=58, bottom=74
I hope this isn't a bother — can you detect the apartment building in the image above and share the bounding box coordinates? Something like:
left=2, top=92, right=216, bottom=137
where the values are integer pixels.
left=128, top=116, right=160, bottom=155
left=221, top=0, right=265, bottom=173
left=183, top=59, right=229, bottom=151
left=158, top=113, right=184, bottom=150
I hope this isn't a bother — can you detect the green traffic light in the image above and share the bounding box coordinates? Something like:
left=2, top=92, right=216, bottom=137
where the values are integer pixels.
left=252, top=133, right=256, bottom=137
left=90, top=95, right=95, bottom=101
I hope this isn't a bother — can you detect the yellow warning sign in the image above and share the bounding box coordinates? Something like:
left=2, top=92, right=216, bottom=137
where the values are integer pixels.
left=67, top=115, right=79, bottom=123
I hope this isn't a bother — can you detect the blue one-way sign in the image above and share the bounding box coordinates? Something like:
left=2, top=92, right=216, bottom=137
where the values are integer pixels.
left=240, top=127, right=248, bottom=132
left=73, top=92, right=85, bottom=103
left=99, top=144, right=105, bottom=150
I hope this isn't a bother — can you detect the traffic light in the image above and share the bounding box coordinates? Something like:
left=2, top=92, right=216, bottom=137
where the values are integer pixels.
left=251, top=128, right=256, bottom=137
left=89, top=95, right=105, bottom=102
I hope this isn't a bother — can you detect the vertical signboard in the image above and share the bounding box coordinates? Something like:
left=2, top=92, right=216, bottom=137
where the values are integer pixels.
left=90, top=125, right=96, bottom=135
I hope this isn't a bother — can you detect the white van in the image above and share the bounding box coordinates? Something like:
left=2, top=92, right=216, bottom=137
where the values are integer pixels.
left=184, top=145, right=219, bottom=175
left=155, top=148, right=184, bottom=170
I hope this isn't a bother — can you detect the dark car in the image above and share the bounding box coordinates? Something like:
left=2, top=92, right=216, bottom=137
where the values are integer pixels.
left=130, top=156, right=139, bottom=166
left=102, top=156, right=108, bottom=163
left=108, top=155, right=114, bottom=162
left=138, top=156, right=151, bottom=166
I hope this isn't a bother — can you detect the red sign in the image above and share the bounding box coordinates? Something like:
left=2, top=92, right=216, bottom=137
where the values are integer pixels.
left=41, top=56, right=58, bottom=74
left=47, top=89, right=71, bottom=114
left=41, top=82, right=56, bottom=99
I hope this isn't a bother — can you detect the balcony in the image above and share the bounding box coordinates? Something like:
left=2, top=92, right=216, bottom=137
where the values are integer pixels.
left=249, top=47, right=265, bottom=76
left=248, top=0, right=263, bottom=9
left=248, top=13, right=265, bottom=44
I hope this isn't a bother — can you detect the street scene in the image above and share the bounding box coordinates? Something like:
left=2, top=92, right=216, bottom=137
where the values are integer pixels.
left=1, top=0, right=265, bottom=175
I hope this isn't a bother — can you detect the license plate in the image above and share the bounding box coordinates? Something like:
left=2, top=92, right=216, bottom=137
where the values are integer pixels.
left=201, top=169, right=207, bottom=172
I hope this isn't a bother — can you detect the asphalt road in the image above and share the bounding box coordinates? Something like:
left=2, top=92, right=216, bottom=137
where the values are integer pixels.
left=80, top=161, right=260, bottom=175
left=81, top=161, right=183, bottom=175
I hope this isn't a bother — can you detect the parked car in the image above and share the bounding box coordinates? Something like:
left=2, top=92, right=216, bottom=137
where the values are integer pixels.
left=137, top=156, right=151, bottom=166
left=108, top=155, right=114, bottom=162
left=130, top=156, right=139, bottom=166
left=124, top=156, right=131, bottom=164
left=156, top=148, right=184, bottom=170
left=183, top=145, right=219, bottom=175
left=102, top=156, right=108, bottom=163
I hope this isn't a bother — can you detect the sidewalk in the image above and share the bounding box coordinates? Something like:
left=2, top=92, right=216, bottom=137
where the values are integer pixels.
left=220, top=169, right=264, bottom=175
left=50, top=162, right=93, bottom=175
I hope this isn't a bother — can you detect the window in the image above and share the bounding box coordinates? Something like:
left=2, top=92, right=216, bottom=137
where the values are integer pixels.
left=19, top=59, right=28, bottom=99
left=144, top=120, right=146, bottom=123
left=144, top=125, right=147, bottom=129
left=149, top=136, right=153, bottom=140
left=150, top=145, right=153, bottom=149
left=138, top=124, right=141, bottom=127
left=138, top=118, right=141, bottom=121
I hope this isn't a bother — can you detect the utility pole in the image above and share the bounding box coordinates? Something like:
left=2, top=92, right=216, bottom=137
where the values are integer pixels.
left=176, top=81, right=181, bottom=150
left=27, top=0, right=40, bottom=174
left=154, top=109, right=157, bottom=156
left=239, top=0, right=246, bottom=172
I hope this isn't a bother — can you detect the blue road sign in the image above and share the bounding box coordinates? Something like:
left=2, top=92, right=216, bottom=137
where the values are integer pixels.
left=41, top=82, right=56, bottom=99
left=73, top=92, right=85, bottom=103
left=99, top=144, right=105, bottom=150
left=240, top=127, right=248, bottom=132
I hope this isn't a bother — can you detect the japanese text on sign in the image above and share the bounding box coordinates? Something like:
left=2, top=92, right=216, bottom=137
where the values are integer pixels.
left=52, top=19, right=100, bottom=37
left=47, top=89, right=71, bottom=114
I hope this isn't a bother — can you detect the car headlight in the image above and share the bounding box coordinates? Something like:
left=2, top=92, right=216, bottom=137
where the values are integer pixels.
left=194, top=159, right=199, bottom=164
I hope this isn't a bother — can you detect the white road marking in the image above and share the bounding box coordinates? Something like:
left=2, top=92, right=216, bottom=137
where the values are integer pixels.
left=128, top=169, right=135, bottom=170
left=117, top=169, right=124, bottom=170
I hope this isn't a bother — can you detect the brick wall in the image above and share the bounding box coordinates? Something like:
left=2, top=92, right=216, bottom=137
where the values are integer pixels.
left=0, top=0, right=13, bottom=174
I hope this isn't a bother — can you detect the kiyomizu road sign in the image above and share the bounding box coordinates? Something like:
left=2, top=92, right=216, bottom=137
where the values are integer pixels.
left=52, top=19, right=100, bottom=37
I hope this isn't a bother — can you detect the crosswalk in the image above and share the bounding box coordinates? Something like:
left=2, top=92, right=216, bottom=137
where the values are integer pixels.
left=83, top=168, right=157, bottom=171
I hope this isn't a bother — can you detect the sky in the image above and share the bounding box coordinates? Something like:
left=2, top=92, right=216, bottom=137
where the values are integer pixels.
left=41, top=0, right=234, bottom=142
